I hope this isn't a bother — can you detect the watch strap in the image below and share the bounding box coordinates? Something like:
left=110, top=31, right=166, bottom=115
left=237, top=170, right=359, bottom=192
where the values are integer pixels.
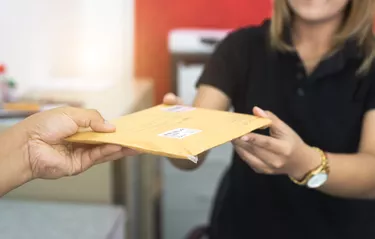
left=289, top=147, right=329, bottom=186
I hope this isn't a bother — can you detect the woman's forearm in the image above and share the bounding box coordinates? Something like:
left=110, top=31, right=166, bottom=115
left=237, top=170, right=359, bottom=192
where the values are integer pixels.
left=318, top=152, right=375, bottom=199
left=0, top=123, right=32, bottom=196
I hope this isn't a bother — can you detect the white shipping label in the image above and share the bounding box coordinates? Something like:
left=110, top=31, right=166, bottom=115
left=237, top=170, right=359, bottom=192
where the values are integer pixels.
left=158, top=128, right=202, bottom=139
left=162, top=105, right=196, bottom=113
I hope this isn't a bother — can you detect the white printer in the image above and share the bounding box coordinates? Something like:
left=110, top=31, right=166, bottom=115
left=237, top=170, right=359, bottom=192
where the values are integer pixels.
left=168, top=28, right=230, bottom=105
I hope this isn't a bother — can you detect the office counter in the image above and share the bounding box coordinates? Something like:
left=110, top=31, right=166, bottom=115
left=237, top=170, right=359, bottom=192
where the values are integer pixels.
left=0, top=199, right=125, bottom=239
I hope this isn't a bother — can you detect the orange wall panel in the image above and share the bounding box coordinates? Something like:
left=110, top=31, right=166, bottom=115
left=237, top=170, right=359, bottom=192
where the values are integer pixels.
left=135, top=0, right=272, bottom=103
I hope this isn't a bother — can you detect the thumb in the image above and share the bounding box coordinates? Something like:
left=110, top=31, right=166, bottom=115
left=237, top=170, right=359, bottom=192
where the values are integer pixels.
left=253, top=106, right=286, bottom=132
left=64, top=107, right=116, bottom=133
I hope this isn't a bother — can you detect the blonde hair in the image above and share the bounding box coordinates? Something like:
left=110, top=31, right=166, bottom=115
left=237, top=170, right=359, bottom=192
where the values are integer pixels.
left=270, top=0, right=375, bottom=74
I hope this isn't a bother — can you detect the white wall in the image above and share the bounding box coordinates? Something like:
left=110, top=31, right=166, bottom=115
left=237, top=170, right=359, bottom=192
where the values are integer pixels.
left=0, top=0, right=134, bottom=94
left=0, top=0, right=137, bottom=213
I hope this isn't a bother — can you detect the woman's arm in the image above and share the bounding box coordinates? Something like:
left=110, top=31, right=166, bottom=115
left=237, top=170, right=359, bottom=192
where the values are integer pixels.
left=233, top=107, right=375, bottom=200
left=165, top=29, right=250, bottom=170
left=167, top=85, right=231, bottom=170
left=319, top=110, right=375, bottom=198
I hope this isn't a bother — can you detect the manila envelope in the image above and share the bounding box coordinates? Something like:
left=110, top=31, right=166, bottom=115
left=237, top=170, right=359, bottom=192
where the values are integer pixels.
left=65, top=104, right=271, bottom=163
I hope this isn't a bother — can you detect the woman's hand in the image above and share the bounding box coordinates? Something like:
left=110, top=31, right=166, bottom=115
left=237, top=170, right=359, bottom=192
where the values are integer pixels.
left=162, top=92, right=210, bottom=170
left=22, top=107, right=139, bottom=180
left=163, top=92, right=184, bottom=105
left=233, top=107, right=320, bottom=180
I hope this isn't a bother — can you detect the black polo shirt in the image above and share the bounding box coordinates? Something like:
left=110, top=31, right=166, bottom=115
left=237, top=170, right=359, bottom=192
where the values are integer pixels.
left=197, top=20, right=375, bottom=239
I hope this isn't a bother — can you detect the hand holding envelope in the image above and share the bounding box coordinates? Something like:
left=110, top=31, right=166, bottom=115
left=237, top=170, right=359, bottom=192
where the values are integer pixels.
left=65, top=104, right=271, bottom=163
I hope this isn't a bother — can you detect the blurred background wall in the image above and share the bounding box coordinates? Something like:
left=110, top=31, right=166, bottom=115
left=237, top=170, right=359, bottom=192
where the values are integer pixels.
left=134, top=0, right=272, bottom=103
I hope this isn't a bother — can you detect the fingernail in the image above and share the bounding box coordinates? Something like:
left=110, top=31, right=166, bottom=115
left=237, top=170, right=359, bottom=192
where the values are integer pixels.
left=241, top=135, right=249, bottom=141
left=104, top=120, right=116, bottom=128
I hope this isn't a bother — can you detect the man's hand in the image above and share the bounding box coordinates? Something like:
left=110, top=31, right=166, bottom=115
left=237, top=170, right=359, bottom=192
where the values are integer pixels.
left=22, top=107, right=138, bottom=180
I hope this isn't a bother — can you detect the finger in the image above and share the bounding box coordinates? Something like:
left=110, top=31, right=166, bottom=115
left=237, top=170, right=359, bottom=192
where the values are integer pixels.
left=85, top=144, right=123, bottom=163
left=234, top=145, right=272, bottom=174
left=235, top=136, right=285, bottom=170
left=163, top=93, right=183, bottom=105
left=253, top=106, right=268, bottom=118
left=74, top=144, right=139, bottom=172
left=70, top=144, right=123, bottom=173
left=64, top=107, right=116, bottom=133
left=94, top=147, right=140, bottom=165
left=234, top=138, right=274, bottom=169
left=253, top=107, right=286, bottom=132
left=241, top=133, right=287, bottom=155
left=252, top=106, right=270, bottom=129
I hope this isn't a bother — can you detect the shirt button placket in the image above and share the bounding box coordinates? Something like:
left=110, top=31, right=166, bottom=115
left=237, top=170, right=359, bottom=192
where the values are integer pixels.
left=296, top=72, right=304, bottom=80
left=297, top=87, right=305, bottom=96
left=296, top=63, right=306, bottom=96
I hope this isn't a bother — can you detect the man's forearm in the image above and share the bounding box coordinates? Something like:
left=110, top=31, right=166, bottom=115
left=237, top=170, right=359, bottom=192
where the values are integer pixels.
left=0, top=123, right=32, bottom=196
left=318, top=152, right=375, bottom=199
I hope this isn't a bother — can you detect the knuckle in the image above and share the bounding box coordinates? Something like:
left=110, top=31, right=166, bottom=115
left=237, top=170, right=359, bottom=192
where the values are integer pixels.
left=272, top=160, right=284, bottom=169
left=84, top=119, right=92, bottom=128
left=59, top=106, right=79, bottom=119
left=262, top=138, right=271, bottom=148
left=88, top=109, right=103, bottom=120
left=283, top=144, right=293, bottom=156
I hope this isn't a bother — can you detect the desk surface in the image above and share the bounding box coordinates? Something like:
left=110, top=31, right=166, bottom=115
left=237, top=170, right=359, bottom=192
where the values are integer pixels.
left=0, top=199, right=125, bottom=239
left=0, top=80, right=153, bottom=130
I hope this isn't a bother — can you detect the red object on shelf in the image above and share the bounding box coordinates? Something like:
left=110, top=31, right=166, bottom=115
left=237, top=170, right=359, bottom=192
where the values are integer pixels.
left=0, top=64, right=6, bottom=74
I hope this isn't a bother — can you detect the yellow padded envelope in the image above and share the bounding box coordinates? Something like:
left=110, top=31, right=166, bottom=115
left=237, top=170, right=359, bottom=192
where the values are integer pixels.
left=65, top=104, right=271, bottom=163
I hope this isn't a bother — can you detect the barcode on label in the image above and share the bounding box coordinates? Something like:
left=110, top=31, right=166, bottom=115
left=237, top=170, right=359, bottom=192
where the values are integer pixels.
left=158, top=128, right=202, bottom=139
left=162, top=105, right=195, bottom=112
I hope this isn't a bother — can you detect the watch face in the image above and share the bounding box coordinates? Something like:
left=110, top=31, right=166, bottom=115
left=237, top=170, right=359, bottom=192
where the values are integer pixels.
left=307, top=173, right=328, bottom=188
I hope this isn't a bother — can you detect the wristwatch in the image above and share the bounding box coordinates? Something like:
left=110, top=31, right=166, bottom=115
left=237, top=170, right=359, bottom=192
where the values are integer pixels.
left=289, top=147, right=330, bottom=189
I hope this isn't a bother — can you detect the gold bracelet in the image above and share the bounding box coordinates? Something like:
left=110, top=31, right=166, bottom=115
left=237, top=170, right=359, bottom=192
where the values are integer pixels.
left=289, top=147, right=328, bottom=186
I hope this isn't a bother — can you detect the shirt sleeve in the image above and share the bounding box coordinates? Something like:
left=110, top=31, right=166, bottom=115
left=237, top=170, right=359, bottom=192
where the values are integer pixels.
left=196, top=28, right=250, bottom=102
